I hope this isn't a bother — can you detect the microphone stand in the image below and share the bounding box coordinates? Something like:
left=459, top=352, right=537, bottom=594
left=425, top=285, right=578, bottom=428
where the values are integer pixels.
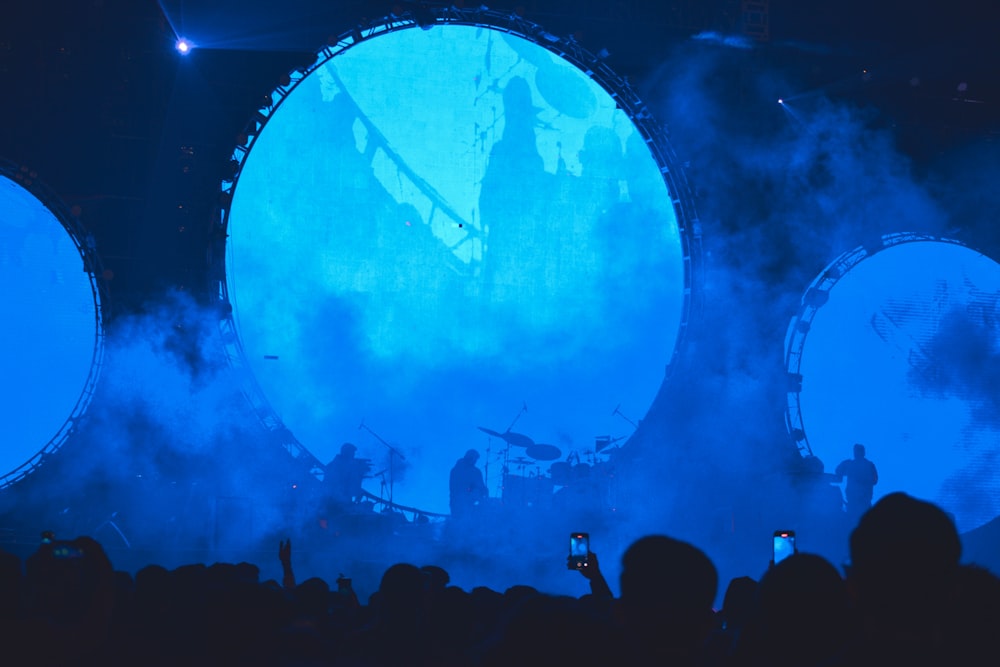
left=375, top=470, right=388, bottom=512
left=484, top=436, right=492, bottom=490
left=359, top=422, right=406, bottom=507
left=611, top=403, right=639, bottom=429
left=505, top=402, right=528, bottom=433
left=500, top=402, right=528, bottom=488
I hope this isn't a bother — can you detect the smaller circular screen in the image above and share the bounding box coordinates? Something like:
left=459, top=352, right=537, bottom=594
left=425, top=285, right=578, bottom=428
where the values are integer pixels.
left=796, top=239, right=1000, bottom=532
left=0, top=173, right=100, bottom=484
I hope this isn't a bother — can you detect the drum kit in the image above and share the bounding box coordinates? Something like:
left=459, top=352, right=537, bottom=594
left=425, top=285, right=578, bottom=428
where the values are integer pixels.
left=476, top=425, right=624, bottom=510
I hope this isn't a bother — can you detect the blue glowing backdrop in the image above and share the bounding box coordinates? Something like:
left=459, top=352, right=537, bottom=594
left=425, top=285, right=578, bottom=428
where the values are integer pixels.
left=0, top=167, right=103, bottom=488
left=788, top=236, right=1000, bottom=533
left=225, top=24, right=687, bottom=514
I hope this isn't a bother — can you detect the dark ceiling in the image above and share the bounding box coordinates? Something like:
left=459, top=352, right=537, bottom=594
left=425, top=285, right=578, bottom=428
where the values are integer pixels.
left=1, top=0, right=996, bottom=313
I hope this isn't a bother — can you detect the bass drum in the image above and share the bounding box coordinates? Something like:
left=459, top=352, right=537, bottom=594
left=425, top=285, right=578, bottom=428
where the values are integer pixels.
left=549, top=462, right=572, bottom=486
left=502, top=473, right=554, bottom=508
left=548, top=461, right=593, bottom=486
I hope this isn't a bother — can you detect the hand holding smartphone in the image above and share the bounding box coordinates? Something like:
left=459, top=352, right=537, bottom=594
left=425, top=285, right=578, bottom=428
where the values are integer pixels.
left=568, top=532, right=590, bottom=569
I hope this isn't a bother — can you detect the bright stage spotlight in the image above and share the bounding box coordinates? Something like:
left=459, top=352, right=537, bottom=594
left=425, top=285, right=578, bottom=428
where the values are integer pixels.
left=175, top=38, right=192, bottom=55
left=786, top=234, right=1000, bottom=533
left=0, top=161, right=107, bottom=490
left=219, top=12, right=696, bottom=514
left=778, top=98, right=803, bottom=124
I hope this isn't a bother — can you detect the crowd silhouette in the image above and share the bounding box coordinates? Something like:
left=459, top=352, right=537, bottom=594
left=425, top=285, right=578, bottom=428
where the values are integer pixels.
left=2, top=491, right=997, bottom=666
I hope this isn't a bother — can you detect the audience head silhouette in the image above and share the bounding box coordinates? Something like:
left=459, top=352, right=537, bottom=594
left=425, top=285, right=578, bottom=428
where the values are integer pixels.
left=848, top=491, right=962, bottom=661
left=619, top=535, right=718, bottom=664
left=756, top=552, right=855, bottom=666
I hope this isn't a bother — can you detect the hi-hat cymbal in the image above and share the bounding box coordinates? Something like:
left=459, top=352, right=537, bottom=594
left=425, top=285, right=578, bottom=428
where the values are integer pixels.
left=510, top=457, right=532, bottom=465
left=526, top=443, right=561, bottom=461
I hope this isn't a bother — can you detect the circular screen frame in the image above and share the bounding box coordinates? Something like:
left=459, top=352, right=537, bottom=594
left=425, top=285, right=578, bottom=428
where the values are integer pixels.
left=0, top=160, right=107, bottom=490
left=215, top=8, right=699, bottom=513
left=785, top=232, right=1000, bottom=532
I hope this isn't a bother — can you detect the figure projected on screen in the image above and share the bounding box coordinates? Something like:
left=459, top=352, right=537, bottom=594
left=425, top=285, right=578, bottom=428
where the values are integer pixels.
left=479, top=76, right=554, bottom=301
left=449, top=449, right=488, bottom=519
left=834, top=443, right=879, bottom=525
left=325, top=442, right=371, bottom=510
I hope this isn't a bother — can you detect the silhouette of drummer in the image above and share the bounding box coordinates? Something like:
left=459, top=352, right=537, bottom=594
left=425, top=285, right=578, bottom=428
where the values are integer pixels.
left=449, top=449, right=488, bottom=519
left=325, top=442, right=370, bottom=509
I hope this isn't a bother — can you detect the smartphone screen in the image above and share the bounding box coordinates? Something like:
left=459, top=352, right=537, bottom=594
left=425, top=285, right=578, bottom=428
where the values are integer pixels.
left=772, top=530, right=795, bottom=564
left=569, top=532, right=590, bottom=569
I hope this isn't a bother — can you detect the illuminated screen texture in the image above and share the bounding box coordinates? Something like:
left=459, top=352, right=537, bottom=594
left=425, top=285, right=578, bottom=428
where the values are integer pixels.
left=227, top=24, right=685, bottom=514
left=0, top=175, right=98, bottom=481
left=798, top=240, right=1000, bottom=532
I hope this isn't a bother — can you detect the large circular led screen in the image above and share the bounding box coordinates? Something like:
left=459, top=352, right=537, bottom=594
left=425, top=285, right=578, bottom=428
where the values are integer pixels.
left=227, top=23, right=686, bottom=513
left=0, top=169, right=102, bottom=486
left=793, top=239, right=1000, bottom=532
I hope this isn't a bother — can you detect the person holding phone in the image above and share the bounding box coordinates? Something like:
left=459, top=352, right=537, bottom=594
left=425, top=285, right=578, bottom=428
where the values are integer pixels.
left=567, top=533, right=613, bottom=600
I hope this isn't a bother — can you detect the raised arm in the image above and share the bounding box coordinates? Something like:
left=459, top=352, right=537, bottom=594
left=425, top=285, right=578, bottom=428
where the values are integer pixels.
left=279, top=539, right=296, bottom=590
left=571, top=550, right=613, bottom=599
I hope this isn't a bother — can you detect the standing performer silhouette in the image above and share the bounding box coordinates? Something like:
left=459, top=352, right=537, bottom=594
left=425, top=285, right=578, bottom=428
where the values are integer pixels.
left=449, top=449, right=487, bottom=519
left=835, top=443, right=879, bottom=526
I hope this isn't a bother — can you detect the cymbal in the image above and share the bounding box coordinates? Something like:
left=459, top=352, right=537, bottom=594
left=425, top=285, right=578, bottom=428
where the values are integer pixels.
left=502, top=432, right=535, bottom=448
left=477, top=427, right=535, bottom=448
left=510, top=457, right=532, bottom=465
left=526, top=443, right=561, bottom=461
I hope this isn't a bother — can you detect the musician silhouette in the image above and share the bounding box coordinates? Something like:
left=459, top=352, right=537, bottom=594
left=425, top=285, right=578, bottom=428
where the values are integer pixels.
left=478, top=76, right=553, bottom=302
left=834, top=443, right=879, bottom=525
left=325, top=442, right=370, bottom=509
left=449, top=449, right=488, bottom=519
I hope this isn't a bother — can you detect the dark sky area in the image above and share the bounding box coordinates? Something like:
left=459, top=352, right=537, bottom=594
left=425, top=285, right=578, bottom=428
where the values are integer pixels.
left=1, top=1, right=994, bottom=309
left=1, top=0, right=998, bottom=589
